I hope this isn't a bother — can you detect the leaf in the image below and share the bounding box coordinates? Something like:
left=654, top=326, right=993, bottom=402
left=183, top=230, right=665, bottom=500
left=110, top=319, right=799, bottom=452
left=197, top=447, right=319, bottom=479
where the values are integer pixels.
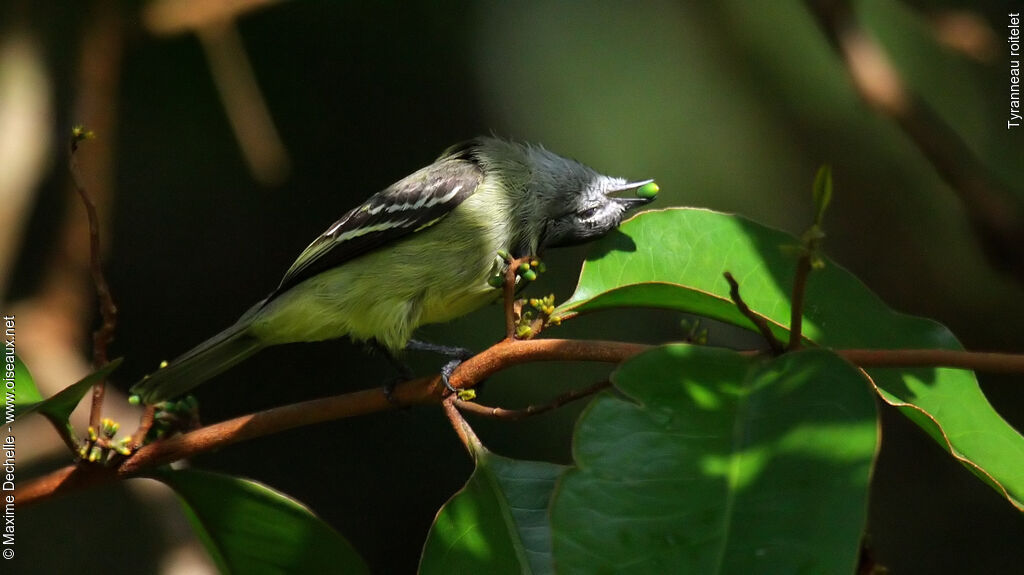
left=557, top=208, right=1024, bottom=510
left=551, top=346, right=878, bottom=574
left=1, top=355, right=43, bottom=420
left=420, top=449, right=564, bottom=574
left=155, top=468, right=368, bottom=574
left=15, top=359, right=122, bottom=423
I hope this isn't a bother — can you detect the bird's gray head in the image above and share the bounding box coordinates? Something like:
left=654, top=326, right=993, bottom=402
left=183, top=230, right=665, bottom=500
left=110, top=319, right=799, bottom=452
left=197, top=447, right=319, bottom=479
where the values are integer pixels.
left=522, top=145, right=657, bottom=250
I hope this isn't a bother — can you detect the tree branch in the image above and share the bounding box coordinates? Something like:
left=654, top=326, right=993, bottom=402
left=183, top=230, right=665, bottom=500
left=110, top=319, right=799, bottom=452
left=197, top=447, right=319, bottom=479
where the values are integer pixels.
left=724, top=272, right=785, bottom=354
left=16, top=338, right=1024, bottom=507
left=69, top=132, right=118, bottom=431
left=456, top=380, right=612, bottom=420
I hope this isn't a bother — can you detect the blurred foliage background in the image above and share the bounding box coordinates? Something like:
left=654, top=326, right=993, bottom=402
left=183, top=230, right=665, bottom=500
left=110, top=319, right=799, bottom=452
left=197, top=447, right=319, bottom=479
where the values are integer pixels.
left=3, top=0, right=1022, bottom=573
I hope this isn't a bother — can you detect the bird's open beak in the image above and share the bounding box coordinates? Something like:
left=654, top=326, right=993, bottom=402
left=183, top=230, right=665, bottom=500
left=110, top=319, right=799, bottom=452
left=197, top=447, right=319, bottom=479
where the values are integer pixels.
left=608, top=179, right=659, bottom=209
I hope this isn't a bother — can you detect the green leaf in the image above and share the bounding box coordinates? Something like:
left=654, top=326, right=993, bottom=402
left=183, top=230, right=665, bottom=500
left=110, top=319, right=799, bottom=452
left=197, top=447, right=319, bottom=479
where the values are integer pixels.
left=2, top=355, right=43, bottom=420
left=16, top=359, right=122, bottom=423
left=421, top=450, right=564, bottom=574
left=557, top=208, right=1024, bottom=510
left=551, top=346, right=878, bottom=574
left=155, top=468, right=368, bottom=574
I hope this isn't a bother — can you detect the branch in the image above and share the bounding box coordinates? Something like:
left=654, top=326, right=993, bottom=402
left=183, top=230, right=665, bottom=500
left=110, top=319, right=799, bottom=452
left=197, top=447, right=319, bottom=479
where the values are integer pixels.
left=787, top=256, right=812, bottom=351
left=69, top=131, right=118, bottom=431
left=456, top=380, right=612, bottom=420
left=805, top=0, right=1024, bottom=286
left=17, top=338, right=1024, bottom=507
left=724, top=272, right=785, bottom=354
left=16, top=338, right=645, bottom=506
left=841, top=349, right=1024, bottom=373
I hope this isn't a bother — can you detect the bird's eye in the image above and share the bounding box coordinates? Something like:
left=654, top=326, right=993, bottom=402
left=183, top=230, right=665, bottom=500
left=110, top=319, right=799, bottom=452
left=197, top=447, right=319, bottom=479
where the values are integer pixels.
left=578, top=205, right=602, bottom=220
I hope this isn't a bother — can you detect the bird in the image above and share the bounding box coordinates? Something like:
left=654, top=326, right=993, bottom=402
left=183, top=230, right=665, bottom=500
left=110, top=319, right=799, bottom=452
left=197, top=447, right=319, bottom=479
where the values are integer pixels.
left=130, top=136, right=658, bottom=403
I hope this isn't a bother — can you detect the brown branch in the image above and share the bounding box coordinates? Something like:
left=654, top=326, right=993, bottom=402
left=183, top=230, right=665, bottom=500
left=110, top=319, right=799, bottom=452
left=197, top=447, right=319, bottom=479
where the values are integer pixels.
left=456, top=380, right=612, bottom=420
left=15, top=338, right=643, bottom=506
left=442, top=396, right=484, bottom=457
left=17, top=338, right=1024, bottom=507
left=841, top=349, right=1024, bottom=373
left=805, top=0, right=1024, bottom=287
left=69, top=133, right=118, bottom=431
left=724, top=272, right=785, bottom=354
left=503, top=256, right=527, bottom=339
left=788, top=256, right=812, bottom=351
left=128, top=405, right=157, bottom=451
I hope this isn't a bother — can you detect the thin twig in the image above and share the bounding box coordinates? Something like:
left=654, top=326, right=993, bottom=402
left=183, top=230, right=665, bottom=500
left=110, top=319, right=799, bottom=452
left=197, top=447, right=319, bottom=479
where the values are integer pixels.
left=69, top=133, right=118, bottom=430
left=442, top=396, right=484, bottom=457
left=788, top=256, right=812, bottom=351
left=724, top=272, right=785, bottom=354
left=805, top=0, right=1024, bottom=286
left=503, top=256, right=532, bottom=340
left=128, top=405, right=157, bottom=451
left=456, top=380, right=612, bottom=420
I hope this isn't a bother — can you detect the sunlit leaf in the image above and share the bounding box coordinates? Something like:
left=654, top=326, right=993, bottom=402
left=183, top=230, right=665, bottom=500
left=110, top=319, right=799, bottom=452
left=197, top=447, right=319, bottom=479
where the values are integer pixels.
left=551, top=346, right=877, bottom=573
left=558, top=208, right=1024, bottom=510
left=421, top=449, right=563, bottom=574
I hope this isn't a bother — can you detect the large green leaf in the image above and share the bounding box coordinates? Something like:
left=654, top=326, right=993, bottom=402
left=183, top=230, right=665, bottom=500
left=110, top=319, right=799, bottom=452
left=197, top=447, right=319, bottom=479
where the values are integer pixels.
left=556, top=208, right=1024, bottom=510
left=551, top=345, right=878, bottom=574
left=156, top=469, right=368, bottom=574
left=15, top=358, right=122, bottom=423
left=421, top=448, right=564, bottom=574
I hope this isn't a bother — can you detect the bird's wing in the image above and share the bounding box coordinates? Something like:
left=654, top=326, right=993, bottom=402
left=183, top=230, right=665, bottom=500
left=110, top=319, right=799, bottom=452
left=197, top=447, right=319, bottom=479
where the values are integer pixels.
left=271, top=158, right=482, bottom=296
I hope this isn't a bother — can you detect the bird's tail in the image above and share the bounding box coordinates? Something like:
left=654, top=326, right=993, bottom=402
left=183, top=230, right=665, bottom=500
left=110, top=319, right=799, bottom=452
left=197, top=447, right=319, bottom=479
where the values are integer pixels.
left=130, top=321, right=263, bottom=404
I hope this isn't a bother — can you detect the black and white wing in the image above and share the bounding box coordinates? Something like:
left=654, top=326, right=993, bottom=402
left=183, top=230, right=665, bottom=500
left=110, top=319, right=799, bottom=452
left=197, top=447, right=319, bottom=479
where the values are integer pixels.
left=271, top=157, right=482, bottom=296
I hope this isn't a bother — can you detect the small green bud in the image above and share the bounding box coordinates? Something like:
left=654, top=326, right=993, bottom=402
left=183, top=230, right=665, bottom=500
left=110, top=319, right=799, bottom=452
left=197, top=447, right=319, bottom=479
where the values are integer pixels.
left=71, top=125, right=95, bottom=142
left=636, top=181, right=660, bottom=199
left=128, top=394, right=141, bottom=406
left=88, top=426, right=98, bottom=442
left=516, top=325, right=533, bottom=339
left=457, top=389, right=476, bottom=401
left=159, top=360, right=169, bottom=369
left=536, top=261, right=546, bottom=273
left=488, top=275, right=504, bottom=288
left=496, top=249, right=510, bottom=260
left=517, top=262, right=531, bottom=273
left=522, top=269, right=537, bottom=282
left=101, top=418, right=119, bottom=438
left=88, top=446, right=102, bottom=463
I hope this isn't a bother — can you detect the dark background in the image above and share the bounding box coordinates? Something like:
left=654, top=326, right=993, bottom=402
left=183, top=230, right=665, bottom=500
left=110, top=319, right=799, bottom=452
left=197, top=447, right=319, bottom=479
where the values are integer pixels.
left=6, top=1, right=1023, bottom=573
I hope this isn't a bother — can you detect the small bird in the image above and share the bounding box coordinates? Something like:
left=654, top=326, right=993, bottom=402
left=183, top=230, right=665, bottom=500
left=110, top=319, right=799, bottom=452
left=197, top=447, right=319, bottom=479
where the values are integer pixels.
left=131, top=137, right=658, bottom=403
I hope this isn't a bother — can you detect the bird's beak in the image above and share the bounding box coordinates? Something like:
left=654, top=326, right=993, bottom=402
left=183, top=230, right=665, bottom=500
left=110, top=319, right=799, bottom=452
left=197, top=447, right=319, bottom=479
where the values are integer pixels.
left=607, top=179, right=659, bottom=209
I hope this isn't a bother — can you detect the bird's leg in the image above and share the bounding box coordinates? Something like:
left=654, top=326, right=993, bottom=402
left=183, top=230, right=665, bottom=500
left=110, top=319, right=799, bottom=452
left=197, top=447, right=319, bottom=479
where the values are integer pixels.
left=368, top=341, right=415, bottom=402
left=405, top=339, right=474, bottom=393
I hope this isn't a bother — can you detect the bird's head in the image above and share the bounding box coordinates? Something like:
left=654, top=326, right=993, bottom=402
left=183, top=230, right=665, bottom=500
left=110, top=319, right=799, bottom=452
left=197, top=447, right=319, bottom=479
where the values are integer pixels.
left=527, top=148, right=658, bottom=250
